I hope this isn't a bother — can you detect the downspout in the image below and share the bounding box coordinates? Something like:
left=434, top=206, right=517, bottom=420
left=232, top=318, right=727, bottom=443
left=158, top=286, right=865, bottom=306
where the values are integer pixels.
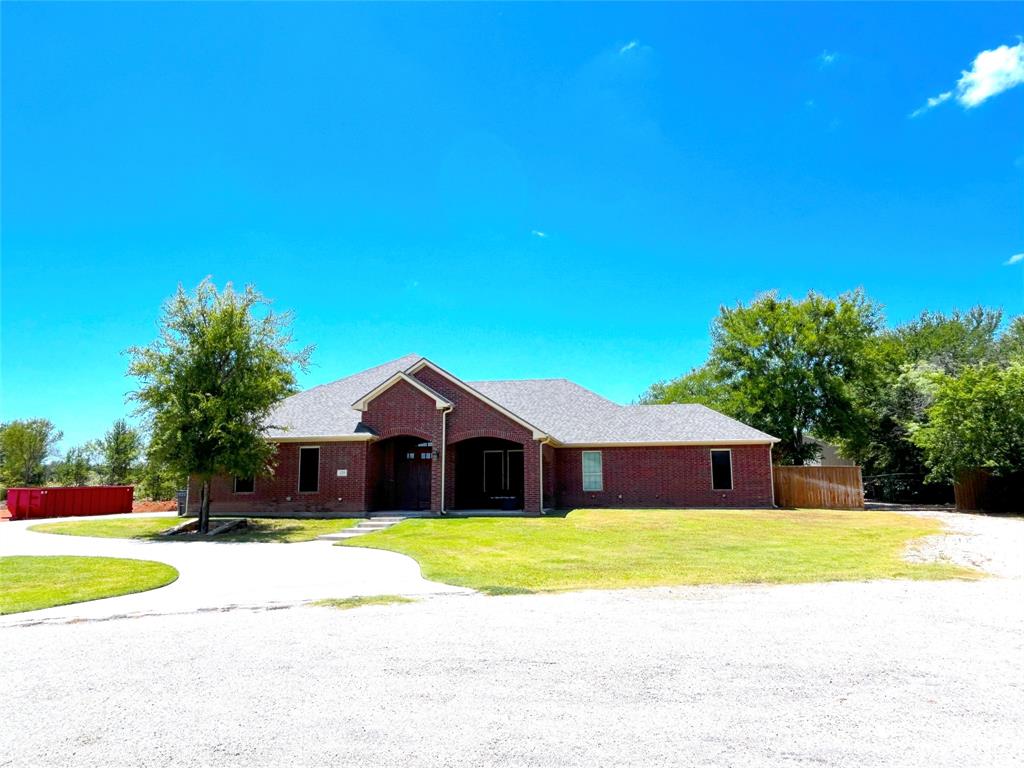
left=440, top=405, right=452, bottom=515
left=769, top=443, right=776, bottom=508
left=538, top=440, right=545, bottom=515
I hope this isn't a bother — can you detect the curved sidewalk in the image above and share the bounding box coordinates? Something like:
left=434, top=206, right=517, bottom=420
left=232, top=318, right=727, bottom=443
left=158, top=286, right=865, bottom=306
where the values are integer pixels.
left=0, top=514, right=467, bottom=625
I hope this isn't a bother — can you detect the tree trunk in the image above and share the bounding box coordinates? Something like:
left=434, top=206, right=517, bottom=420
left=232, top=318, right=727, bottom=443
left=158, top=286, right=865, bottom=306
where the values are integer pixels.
left=199, top=478, right=211, bottom=534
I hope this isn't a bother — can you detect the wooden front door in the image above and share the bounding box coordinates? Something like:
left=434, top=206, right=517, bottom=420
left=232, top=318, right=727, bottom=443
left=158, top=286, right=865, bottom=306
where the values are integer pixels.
left=395, top=444, right=432, bottom=510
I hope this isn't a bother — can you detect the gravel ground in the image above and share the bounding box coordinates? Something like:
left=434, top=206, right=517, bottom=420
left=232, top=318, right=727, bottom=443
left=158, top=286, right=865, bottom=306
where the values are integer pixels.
left=2, top=511, right=1022, bottom=767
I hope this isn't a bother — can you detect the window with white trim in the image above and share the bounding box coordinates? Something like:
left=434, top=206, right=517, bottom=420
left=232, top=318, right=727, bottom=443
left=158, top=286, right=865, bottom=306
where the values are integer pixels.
left=582, top=450, right=603, bottom=492
left=233, top=476, right=255, bottom=494
left=711, top=449, right=733, bottom=491
left=298, top=447, right=320, bottom=493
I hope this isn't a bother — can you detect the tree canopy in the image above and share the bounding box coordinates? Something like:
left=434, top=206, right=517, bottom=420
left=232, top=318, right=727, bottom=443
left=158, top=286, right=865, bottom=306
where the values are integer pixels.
left=643, top=293, right=1023, bottom=488
left=644, top=290, right=880, bottom=464
left=94, top=419, right=143, bottom=485
left=0, top=419, right=63, bottom=487
left=127, top=280, right=312, bottom=531
left=53, top=445, right=95, bottom=486
left=838, top=308, right=1008, bottom=478
left=910, top=361, right=1024, bottom=482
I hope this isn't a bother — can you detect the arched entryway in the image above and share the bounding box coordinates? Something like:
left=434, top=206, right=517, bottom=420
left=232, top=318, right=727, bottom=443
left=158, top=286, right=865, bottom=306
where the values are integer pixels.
left=370, top=435, right=434, bottom=511
left=451, top=437, right=525, bottom=511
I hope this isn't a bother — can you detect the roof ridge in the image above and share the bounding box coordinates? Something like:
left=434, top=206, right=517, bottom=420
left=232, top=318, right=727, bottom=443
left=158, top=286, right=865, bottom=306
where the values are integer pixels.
left=468, top=377, right=573, bottom=384
left=297, top=353, right=422, bottom=396
left=627, top=402, right=702, bottom=408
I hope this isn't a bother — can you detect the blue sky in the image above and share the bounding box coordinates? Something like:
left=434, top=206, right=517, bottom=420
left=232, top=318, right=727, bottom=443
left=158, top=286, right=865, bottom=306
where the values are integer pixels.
left=2, top=3, right=1022, bottom=451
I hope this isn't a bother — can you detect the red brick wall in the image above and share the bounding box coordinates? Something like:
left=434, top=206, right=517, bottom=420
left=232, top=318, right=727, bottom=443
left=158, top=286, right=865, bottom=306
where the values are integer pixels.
left=412, top=367, right=542, bottom=513
left=411, top=368, right=534, bottom=444
left=542, top=442, right=557, bottom=510
left=187, top=441, right=369, bottom=517
left=554, top=444, right=774, bottom=508
left=362, top=379, right=445, bottom=511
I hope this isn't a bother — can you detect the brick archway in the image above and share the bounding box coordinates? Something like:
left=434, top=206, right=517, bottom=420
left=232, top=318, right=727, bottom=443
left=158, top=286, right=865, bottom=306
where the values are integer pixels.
left=368, top=434, right=435, bottom=511
left=447, top=435, right=534, bottom=511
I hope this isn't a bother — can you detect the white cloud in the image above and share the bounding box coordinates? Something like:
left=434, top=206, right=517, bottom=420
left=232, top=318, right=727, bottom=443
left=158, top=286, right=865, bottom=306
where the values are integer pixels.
left=958, top=41, right=1024, bottom=106
left=909, top=90, right=953, bottom=118
left=531, top=230, right=547, bottom=238
left=1004, top=253, right=1024, bottom=266
left=912, top=40, right=1024, bottom=117
left=619, top=40, right=638, bottom=55
left=819, top=50, right=839, bottom=68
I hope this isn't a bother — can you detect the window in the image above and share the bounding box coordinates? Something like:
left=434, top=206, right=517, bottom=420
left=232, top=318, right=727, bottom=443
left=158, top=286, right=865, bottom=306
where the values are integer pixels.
left=298, top=447, right=320, bottom=493
left=711, top=449, right=733, bottom=491
left=233, top=476, right=255, bottom=494
left=582, top=451, right=603, bottom=492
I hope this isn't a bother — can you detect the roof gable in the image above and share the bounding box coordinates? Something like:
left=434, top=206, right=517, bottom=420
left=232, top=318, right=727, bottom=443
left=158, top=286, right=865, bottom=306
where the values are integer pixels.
left=264, top=354, right=421, bottom=440
left=406, top=358, right=549, bottom=440
left=351, top=371, right=452, bottom=412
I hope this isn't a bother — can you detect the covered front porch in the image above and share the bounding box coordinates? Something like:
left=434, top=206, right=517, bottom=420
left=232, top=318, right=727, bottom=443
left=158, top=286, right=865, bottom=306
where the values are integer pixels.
left=366, top=433, right=542, bottom=515
left=450, top=437, right=526, bottom=512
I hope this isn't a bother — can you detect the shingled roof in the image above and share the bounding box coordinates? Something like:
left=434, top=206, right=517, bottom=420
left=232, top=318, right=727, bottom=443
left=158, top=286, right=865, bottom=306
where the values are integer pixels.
left=265, top=355, right=778, bottom=445
left=265, top=354, right=421, bottom=440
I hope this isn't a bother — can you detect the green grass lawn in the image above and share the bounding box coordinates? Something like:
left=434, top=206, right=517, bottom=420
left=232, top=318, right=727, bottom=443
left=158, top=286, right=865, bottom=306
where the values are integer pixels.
left=29, top=516, right=361, bottom=543
left=338, top=508, right=976, bottom=594
left=0, top=555, right=179, bottom=615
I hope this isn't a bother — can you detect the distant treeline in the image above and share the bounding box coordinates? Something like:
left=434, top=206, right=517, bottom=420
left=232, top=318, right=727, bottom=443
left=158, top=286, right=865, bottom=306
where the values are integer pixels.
left=0, top=418, right=184, bottom=501
left=642, top=291, right=1024, bottom=494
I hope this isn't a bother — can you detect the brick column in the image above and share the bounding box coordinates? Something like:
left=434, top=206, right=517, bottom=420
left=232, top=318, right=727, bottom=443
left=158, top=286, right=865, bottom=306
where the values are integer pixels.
left=523, top=439, right=542, bottom=514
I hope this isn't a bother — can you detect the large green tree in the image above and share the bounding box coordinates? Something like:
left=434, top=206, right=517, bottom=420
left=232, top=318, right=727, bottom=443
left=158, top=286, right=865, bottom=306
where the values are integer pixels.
left=0, top=419, right=63, bottom=487
left=646, top=290, right=880, bottom=464
left=910, top=360, right=1024, bottom=482
left=127, top=280, right=312, bottom=532
left=839, top=308, right=1005, bottom=477
left=97, top=419, right=143, bottom=485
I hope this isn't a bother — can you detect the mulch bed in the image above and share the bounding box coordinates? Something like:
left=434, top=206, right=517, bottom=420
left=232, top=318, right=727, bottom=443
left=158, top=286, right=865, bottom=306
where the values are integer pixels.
left=133, top=500, right=178, bottom=513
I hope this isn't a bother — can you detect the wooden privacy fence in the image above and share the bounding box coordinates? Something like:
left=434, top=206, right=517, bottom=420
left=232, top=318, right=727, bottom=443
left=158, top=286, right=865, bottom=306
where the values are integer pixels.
left=773, top=466, right=864, bottom=510
left=954, top=469, right=988, bottom=512
left=954, top=469, right=1024, bottom=513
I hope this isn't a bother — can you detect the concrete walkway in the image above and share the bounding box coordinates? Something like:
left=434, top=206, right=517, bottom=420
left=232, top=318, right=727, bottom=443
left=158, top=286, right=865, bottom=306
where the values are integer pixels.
left=0, top=513, right=467, bottom=625
left=318, top=515, right=406, bottom=540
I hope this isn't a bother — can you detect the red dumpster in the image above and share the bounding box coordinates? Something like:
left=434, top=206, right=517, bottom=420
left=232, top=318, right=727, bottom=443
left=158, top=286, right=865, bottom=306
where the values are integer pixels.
left=6, top=486, right=134, bottom=521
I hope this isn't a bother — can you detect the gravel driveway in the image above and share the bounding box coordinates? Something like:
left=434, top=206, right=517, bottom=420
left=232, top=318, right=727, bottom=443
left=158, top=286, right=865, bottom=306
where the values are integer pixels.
left=1, top=510, right=1022, bottom=767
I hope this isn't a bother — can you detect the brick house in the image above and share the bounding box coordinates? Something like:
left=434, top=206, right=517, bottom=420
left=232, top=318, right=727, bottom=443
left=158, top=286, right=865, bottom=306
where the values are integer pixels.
left=187, top=355, right=779, bottom=516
